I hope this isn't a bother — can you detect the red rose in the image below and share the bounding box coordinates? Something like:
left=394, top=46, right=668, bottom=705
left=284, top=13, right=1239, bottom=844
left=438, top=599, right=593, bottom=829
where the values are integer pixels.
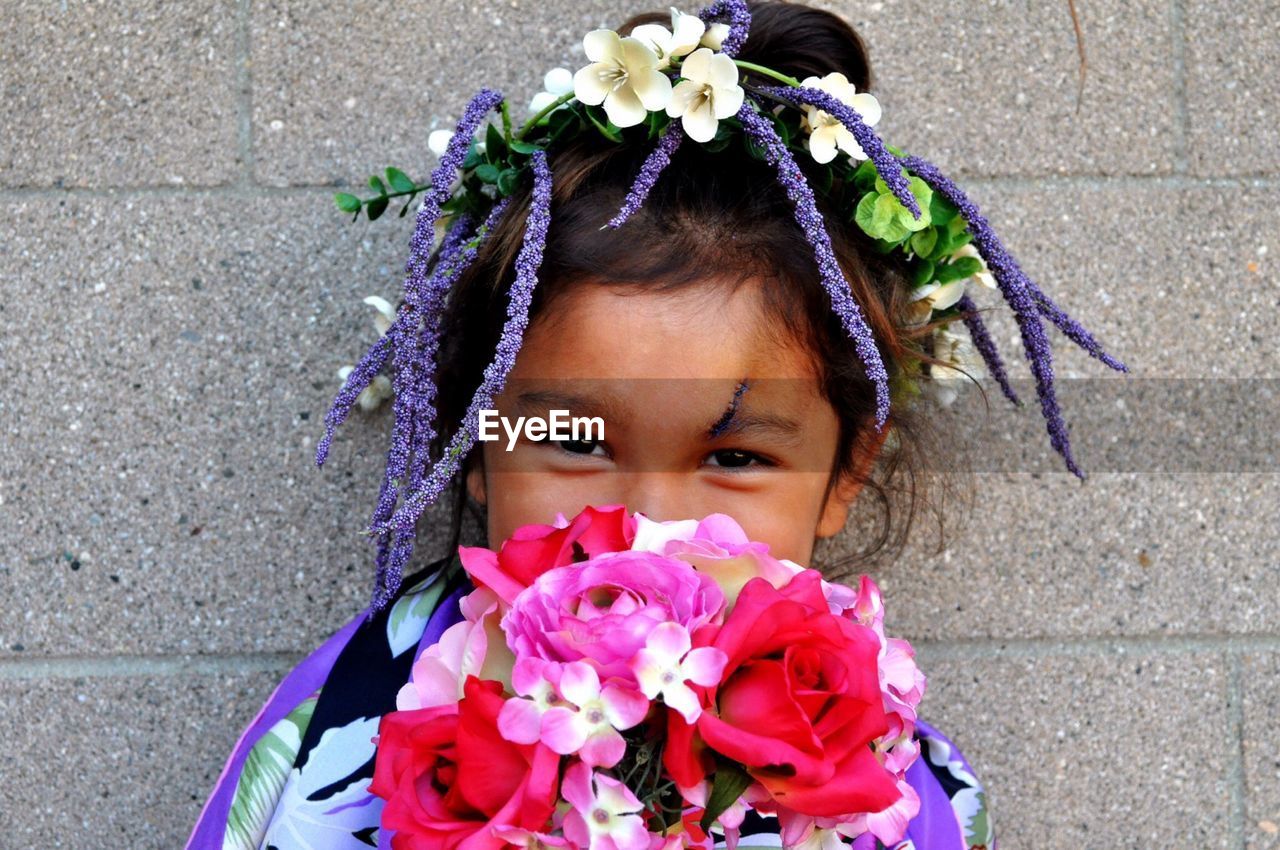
left=664, top=570, right=899, bottom=818
left=458, top=504, right=636, bottom=604
left=371, top=676, right=561, bottom=850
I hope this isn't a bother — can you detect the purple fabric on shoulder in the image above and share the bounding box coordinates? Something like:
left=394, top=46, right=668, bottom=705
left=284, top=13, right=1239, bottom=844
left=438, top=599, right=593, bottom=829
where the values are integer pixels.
left=903, top=717, right=993, bottom=850
left=185, top=607, right=370, bottom=850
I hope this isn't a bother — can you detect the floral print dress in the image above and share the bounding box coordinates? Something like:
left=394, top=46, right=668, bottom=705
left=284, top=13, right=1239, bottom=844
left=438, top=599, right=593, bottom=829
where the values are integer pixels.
left=187, top=555, right=997, bottom=850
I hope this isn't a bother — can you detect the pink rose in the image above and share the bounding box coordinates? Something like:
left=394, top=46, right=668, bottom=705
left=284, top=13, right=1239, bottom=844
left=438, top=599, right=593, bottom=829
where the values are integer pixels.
left=502, top=550, right=725, bottom=683
left=664, top=570, right=900, bottom=819
left=459, top=504, right=636, bottom=605
left=631, top=513, right=802, bottom=613
left=397, top=587, right=516, bottom=710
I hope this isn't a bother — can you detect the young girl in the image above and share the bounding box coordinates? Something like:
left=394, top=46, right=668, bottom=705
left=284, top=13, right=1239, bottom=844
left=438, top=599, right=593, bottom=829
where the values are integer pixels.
left=189, top=1, right=1124, bottom=847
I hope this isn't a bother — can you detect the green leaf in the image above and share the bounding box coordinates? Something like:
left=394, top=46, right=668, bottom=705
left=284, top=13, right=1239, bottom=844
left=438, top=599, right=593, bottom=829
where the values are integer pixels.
left=366, top=196, right=389, bottom=220
left=474, top=163, right=501, bottom=184
left=871, top=193, right=899, bottom=233
left=334, top=192, right=362, bottom=214
left=548, top=105, right=579, bottom=136
left=874, top=175, right=888, bottom=195
left=462, top=141, right=484, bottom=171
left=742, top=131, right=767, bottom=160
left=704, top=121, right=734, bottom=153
left=368, top=175, right=388, bottom=196
left=852, top=158, right=878, bottom=192
left=508, top=138, right=541, bottom=155
left=911, top=258, right=936, bottom=287
left=935, top=256, right=982, bottom=284
left=496, top=167, right=521, bottom=196
left=910, top=228, right=937, bottom=259
left=813, top=164, right=834, bottom=195
left=700, top=763, right=753, bottom=832
left=485, top=123, right=508, bottom=164
left=929, top=191, right=957, bottom=226
left=853, top=192, right=879, bottom=238
left=584, top=104, right=623, bottom=142
left=398, top=201, right=413, bottom=217
left=385, top=167, right=415, bottom=194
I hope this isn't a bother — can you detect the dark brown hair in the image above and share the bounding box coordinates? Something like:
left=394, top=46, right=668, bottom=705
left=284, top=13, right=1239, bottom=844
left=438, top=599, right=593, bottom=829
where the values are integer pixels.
left=426, top=0, right=965, bottom=578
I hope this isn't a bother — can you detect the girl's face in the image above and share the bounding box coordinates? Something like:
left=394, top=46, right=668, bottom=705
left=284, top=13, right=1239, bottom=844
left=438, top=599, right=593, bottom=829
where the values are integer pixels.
left=465, top=279, right=881, bottom=565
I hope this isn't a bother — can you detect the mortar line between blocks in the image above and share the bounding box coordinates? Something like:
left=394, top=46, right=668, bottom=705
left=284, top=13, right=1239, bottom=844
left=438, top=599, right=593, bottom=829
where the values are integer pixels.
left=911, top=632, right=1280, bottom=660
left=3, top=175, right=1276, bottom=199
left=0, top=652, right=300, bottom=680
left=1169, top=0, right=1191, bottom=174
left=1226, top=651, right=1248, bottom=850
left=5, top=633, right=1279, bottom=679
left=235, top=0, right=257, bottom=186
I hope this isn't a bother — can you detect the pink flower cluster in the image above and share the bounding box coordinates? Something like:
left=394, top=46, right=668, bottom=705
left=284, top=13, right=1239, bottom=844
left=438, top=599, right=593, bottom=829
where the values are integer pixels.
left=373, top=504, right=926, bottom=850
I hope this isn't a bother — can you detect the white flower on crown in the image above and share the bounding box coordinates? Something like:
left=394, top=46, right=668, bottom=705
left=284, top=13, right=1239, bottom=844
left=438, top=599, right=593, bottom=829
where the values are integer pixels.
left=337, top=365, right=393, bottom=412
left=528, top=67, right=575, bottom=115
left=630, top=7, right=706, bottom=69
left=701, top=22, right=730, bottom=51
left=954, top=243, right=998, bottom=290
left=926, top=325, right=986, bottom=407
left=573, top=29, right=673, bottom=128
left=904, top=278, right=967, bottom=327
left=798, top=71, right=882, bottom=164
left=427, top=129, right=454, bottom=158
left=335, top=296, right=399, bottom=412
left=665, top=47, right=744, bottom=142
left=362, top=295, right=396, bottom=337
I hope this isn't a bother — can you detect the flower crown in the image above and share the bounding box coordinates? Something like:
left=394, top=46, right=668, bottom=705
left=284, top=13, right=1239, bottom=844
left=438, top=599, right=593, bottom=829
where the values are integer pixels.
left=319, top=0, right=1129, bottom=609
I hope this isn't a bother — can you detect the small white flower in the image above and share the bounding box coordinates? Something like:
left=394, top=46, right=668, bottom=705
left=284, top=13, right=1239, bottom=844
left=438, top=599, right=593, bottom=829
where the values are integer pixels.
left=573, top=29, right=673, bottom=128
left=798, top=71, right=882, bottom=164
left=665, top=47, right=744, bottom=143
left=362, top=295, right=396, bottom=337
left=528, top=67, right=575, bottom=114
left=954, top=243, right=997, bottom=289
left=337, top=366, right=393, bottom=412
left=927, top=326, right=986, bottom=407
left=904, top=279, right=967, bottom=327
left=427, top=129, right=454, bottom=158
left=630, top=7, right=706, bottom=69
left=700, top=22, right=730, bottom=51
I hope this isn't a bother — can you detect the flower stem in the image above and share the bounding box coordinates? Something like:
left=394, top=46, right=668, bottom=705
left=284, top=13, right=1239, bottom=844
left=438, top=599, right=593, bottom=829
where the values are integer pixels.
left=500, top=98, right=513, bottom=146
left=516, top=92, right=576, bottom=140
left=733, top=59, right=801, bottom=88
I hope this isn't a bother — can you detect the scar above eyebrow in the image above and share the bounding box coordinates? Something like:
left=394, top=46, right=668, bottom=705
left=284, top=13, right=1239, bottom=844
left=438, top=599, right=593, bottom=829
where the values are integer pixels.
left=708, top=379, right=752, bottom=438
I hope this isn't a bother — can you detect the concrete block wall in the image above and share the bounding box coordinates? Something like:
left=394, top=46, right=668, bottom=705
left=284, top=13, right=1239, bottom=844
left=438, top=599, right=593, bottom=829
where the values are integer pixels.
left=1, top=1, right=1275, bottom=847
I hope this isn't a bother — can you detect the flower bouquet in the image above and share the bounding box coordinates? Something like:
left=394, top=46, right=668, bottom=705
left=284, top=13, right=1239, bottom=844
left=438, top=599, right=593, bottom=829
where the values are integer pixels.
left=370, top=505, right=926, bottom=850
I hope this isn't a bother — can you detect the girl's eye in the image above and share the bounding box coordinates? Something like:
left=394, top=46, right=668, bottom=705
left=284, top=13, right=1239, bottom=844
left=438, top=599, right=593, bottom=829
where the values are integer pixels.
left=705, top=449, right=773, bottom=470
left=552, top=437, right=607, bottom=457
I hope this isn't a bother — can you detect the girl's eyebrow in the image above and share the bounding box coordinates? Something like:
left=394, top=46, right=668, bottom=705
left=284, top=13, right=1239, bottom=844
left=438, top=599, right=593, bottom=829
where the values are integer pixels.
left=706, top=408, right=806, bottom=447
left=514, top=389, right=628, bottom=424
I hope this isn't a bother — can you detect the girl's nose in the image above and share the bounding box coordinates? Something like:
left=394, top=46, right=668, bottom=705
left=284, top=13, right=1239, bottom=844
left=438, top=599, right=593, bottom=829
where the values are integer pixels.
left=615, top=472, right=697, bottom=523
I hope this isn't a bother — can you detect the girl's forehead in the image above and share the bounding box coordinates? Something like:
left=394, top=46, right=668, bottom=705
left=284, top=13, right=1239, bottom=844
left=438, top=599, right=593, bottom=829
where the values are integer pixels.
left=516, top=278, right=820, bottom=383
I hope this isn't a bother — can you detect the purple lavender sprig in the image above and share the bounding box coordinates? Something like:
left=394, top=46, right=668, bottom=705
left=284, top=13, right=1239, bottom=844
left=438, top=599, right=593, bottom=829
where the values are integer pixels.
left=697, top=0, right=752, bottom=58
left=737, top=99, right=892, bottom=431
left=365, top=211, right=481, bottom=608
left=381, top=212, right=479, bottom=493
left=314, top=331, right=394, bottom=467
left=315, top=88, right=504, bottom=470
left=1027, top=283, right=1129, bottom=372
left=404, top=88, right=505, bottom=309
left=366, top=201, right=515, bottom=608
left=755, top=84, right=920, bottom=220
left=606, top=120, right=686, bottom=230
left=374, top=149, right=555, bottom=536
left=902, top=154, right=1104, bottom=479
left=607, top=0, right=752, bottom=230
left=955, top=294, right=1020, bottom=406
